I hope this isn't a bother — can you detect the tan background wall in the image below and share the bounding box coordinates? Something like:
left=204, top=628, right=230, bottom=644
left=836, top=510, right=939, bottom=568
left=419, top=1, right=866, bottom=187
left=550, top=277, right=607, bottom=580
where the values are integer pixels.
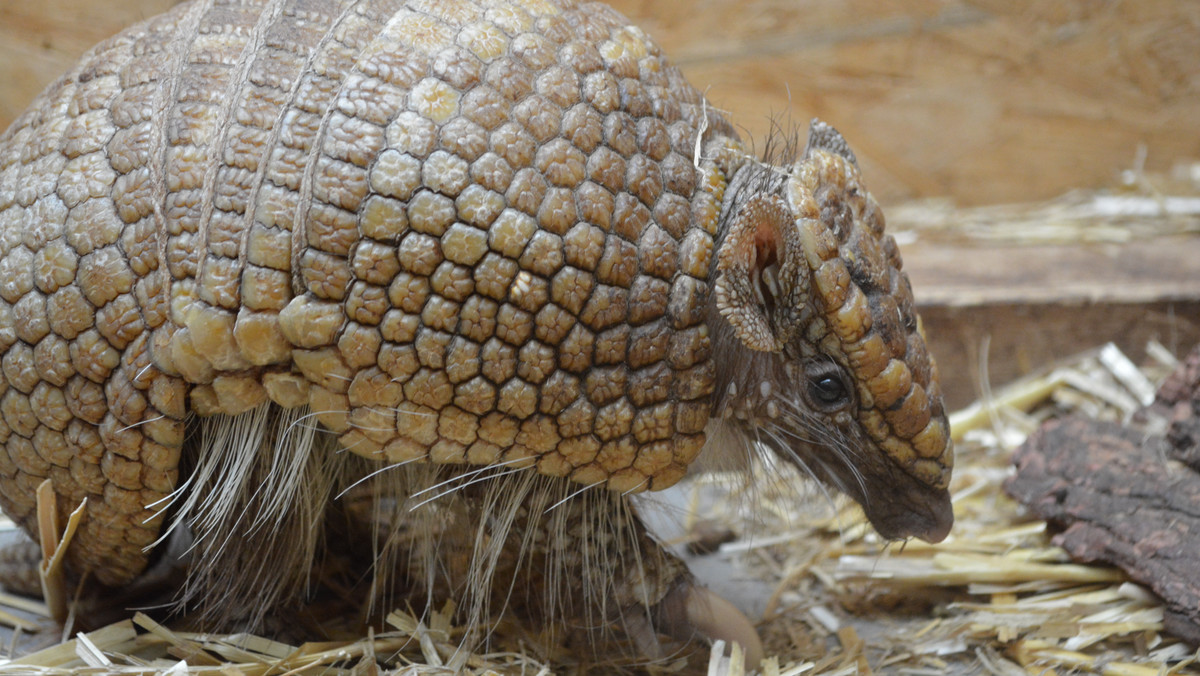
left=3, top=0, right=1198, bottom=207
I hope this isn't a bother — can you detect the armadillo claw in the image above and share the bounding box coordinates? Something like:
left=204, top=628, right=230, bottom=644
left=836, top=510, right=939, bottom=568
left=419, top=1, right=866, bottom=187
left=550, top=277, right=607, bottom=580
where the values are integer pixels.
left=685, top=585, right=765, bottom=668
left=631, top=579, right=764, bottom=669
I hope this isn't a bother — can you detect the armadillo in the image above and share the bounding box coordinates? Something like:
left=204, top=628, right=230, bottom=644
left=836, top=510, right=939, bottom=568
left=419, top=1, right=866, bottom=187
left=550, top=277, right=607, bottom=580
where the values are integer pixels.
left=0, top=0, right=953, bottom=662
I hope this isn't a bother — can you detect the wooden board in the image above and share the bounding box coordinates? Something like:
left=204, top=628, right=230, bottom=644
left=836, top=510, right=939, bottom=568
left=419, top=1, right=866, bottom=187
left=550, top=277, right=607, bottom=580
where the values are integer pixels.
left=0, top=0, right=177, bottom=127
left=894, top=196, right=1200, bottom=408
left=920, top=301, right=1200, bottom=409
left=606, top=0, right=1200, bottom=206
left=3, top=0, right=1200, bottom=207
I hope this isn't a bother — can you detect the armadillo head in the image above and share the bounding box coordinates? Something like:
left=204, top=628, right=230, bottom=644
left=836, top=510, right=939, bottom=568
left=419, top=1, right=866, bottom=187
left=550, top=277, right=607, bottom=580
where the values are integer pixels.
left=707, top=119, right=954, bottom=543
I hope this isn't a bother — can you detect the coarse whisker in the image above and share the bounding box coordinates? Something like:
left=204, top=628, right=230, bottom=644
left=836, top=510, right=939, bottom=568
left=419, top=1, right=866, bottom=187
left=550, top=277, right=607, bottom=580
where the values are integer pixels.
left=786, top=408, right=869, bottom=495
left=773, top=401, right=869, bottom=493
left=620, top=477, right=649, bottom=497
left=392, top=406, right=436, bottom=417
left=248, top=406, right=322, bottom=531
left=347, top=423, right=396, bottom=434
left=127, top=598, right=178, bottom=615
left=763, top=427, right=840, bottom=512
left=770, top=415, right=834, bottom=456
left=774, top=415, right=839, bottom=461
left=144, top=476, right=197, bottom=539
left=771, top=415, right=820, bottom=446
left=408, top=463, right=532, bottom=512
left=811, top=455, right=844, bottom=494
left=337, top=434, right=372, bottom=454
left=281, top=409, right=342, bottom=441
left=335, top=456, right=424, bottom=500
left=408, top=457, right=530, bottom=501
left=117, top=414, right=167, bottom=433
left=150, top=472, right=194, bottom=511
left=134, top=362, right=155, bottom=382
left=444, top=462, right=536, bottom=501
left=785, top=422, right=868, bottom=500
left=795, top=451, right=853, bottom=542
left=743, top=425, right=772, bottom=500
left=544, top=479, right=605, bottom=514
left=761, top=108, right=802, bottom=167
left=294, top=421, right=337, bottom=435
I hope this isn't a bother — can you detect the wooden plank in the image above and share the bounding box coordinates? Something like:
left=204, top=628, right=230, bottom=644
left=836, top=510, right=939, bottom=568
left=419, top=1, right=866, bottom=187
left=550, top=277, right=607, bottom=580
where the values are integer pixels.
left=905, top=238, right=1200, bottom=307
left=0, top=0, right=178, bottom=129
left=606, top=0, right=1200, bottom=206
left=894, top=192, right=1200, bottom=409
left=917, top=300, right=1200, bottom=410
left=905, top=234, right=1200, bottom=409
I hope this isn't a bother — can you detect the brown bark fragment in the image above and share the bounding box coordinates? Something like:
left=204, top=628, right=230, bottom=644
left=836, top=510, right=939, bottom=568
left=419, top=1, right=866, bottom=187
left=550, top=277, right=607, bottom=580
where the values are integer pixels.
left=1006, top=346, right=1200, bottom=646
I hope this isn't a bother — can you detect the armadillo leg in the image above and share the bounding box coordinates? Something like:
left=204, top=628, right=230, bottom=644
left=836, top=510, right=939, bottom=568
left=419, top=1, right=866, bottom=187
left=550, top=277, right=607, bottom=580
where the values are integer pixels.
left=604, top=517, right=763, bottom=666
left=389, top=468, right=761, bottom=663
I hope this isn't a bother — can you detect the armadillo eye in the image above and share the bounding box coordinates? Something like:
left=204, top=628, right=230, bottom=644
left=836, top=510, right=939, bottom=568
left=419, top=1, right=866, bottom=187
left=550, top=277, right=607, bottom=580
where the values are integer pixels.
left=808, top=374, right=850, bottom=409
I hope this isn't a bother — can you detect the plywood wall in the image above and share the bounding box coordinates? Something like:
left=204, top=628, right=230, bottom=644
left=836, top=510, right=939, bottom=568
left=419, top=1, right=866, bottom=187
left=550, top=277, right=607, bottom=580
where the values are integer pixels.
left=3, top=0, right=1198, bottom=206
left=0, top=0, right=179, bottom=123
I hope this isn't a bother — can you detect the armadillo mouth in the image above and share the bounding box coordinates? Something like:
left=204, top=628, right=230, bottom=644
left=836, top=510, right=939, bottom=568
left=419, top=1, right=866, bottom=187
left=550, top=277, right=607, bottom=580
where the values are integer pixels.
left=787, top=440, right=955, bottom=543
left=861, top=482, right=954, bottom=544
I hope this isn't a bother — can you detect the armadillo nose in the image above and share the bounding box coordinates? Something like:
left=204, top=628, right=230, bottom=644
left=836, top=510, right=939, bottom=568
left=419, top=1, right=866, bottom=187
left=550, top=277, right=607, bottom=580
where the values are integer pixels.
left=917, top=492, right=954, bottom=544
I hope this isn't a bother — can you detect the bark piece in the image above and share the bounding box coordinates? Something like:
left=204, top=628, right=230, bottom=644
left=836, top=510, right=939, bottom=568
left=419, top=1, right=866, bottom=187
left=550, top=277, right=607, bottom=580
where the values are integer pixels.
left=1157, top=347, right=1200, bottom=472
left=1006, top=415, right=1200, bottom=645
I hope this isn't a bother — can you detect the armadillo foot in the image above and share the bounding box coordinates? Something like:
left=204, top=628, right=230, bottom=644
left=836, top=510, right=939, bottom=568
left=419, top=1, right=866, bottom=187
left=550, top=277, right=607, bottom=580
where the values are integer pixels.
left=0, top=533, right=42, bottom=598
left=684, top=585, right=765, bottom=667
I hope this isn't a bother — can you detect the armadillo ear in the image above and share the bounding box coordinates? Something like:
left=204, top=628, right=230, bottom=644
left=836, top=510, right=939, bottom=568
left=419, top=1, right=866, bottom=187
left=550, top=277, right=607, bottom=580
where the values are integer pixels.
left=713, top=194, right=792, bottom=352
left=803, top=118, right=858, bottom=168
